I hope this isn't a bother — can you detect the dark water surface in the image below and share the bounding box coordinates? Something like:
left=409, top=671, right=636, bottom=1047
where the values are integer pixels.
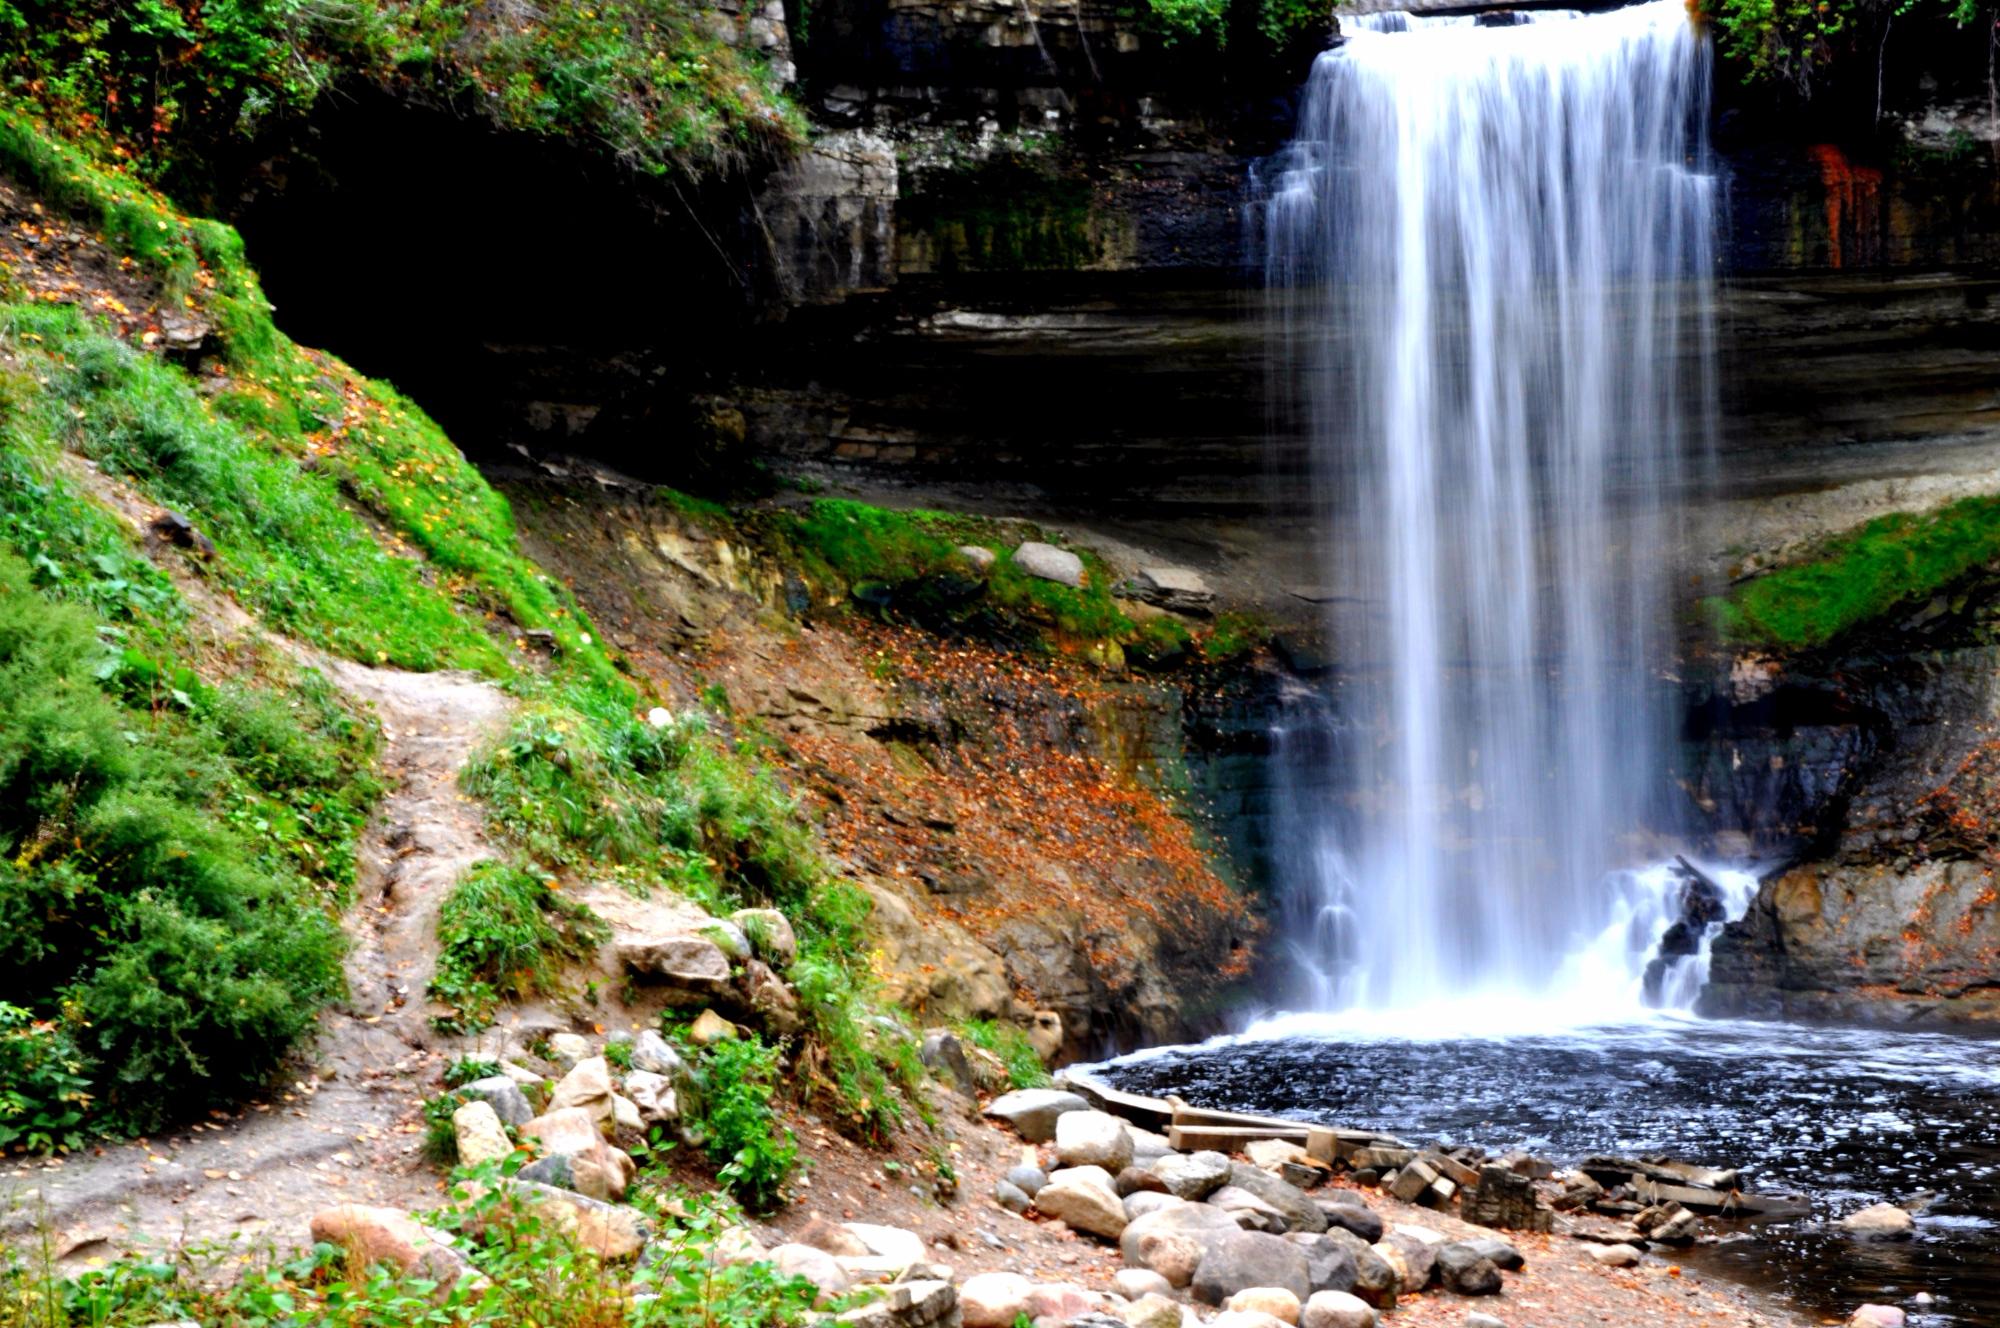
left=1092, top=1015, right=2000, bottom=1326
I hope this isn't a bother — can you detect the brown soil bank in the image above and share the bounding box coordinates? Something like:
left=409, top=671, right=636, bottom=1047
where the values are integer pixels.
left=497, top=475, right=1265, bottom=1056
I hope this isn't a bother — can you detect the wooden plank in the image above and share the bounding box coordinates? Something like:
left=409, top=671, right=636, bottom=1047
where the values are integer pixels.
left=1169, top=1098, right=1318, bottom=1132
left=1169, top=1124, right=1313, bottom=1152
left=1059, top=1071, right=1175, bottom=1128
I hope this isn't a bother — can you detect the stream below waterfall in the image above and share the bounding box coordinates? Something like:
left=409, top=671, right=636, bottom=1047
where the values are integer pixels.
left=1092, top=1016, right=2000, bottom=1326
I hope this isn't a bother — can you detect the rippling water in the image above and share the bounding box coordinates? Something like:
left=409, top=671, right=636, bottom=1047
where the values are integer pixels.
left=1092, top=1016, right=2000, bottom=1325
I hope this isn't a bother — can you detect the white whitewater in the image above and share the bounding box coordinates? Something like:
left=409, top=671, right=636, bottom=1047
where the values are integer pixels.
left=1265, top=1, right=1720, bottom=1011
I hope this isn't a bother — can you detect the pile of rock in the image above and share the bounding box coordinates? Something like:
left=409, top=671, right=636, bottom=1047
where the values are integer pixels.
left=981, top=1090, right=1524, bottom=1322
left=616, top=905, right=804, bottom=1035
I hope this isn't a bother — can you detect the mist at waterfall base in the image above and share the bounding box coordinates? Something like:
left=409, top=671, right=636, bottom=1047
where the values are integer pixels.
left=1090, top=6, right=2000, bottom=1325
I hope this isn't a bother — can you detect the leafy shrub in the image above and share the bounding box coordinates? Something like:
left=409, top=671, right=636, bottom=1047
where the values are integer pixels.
left=0, top=551, right=349, bottom=1133
left=680, top=1032, right=798, bottom=1211
left=444, top=1056, right=504, bottom=1089
left=0, top=1002, right=91, bottom=1152
left=429, top=862, right=608, bottom=1035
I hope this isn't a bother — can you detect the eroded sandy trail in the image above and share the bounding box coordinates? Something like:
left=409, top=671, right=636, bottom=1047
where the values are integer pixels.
left=0, top=653, right=512, bottom=1266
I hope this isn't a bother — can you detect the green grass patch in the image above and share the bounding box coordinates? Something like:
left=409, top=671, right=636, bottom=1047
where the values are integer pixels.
left=1709, top=495, right=2000, bottom=649
left=959, top=1019, right=1049, bottom=1090
left=0, top=547, right=371, bottom=1139
left=429, top=862, right=609, bottom=1036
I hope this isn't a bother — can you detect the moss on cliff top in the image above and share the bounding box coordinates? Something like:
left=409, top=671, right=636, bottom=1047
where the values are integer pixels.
left=1710, top=494, right=2000, bottom=649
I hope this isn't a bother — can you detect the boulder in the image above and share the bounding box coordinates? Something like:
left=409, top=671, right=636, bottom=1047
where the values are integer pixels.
left=1122, top=1203, right=1242, bottom=1287
left=458, top=1076, right=533, bottom=1128
left=1114, top=1269, right=1174, bottom=1300
left=984, top=1088, right=1089, bottom=1142
left=630, top=1030, right=686, bottom=1079
left=1012, top=542, right=1084, bottom=588
left=1300, top=1291, right=1377, bottom=1328
left=550, top=1057, right=617, bottom=1123
left=1121, top=1292, right=1184, bottom=1328
left=452, top=1100, right=513, bottom=1168
left=920, top=1029, right=976, bottom=1094
left=961, top=1271, right=1034, bottom=1328
left=957, top=545, right=998, bottom=572
left=1321, top=1230, right=1397, bottom=1309
left=1035, top=1166, right=1129, bottom=1239
left=834, top=1278, right=957, bottom=1328
left=1291, top=1232, right=1359, bottom=1295
left=689, top=1009, right=739, bottom=1043
left=1131, top=566, right=1214, bottom=613
left=1434, top=1243, right=1502, bottom=1296
left=1057, top=1110, right=1135, bottom=1172
left=1377, top=1230, right=1438, bottom=1289
left=742, top=959, right=802, bottom=1034
left=1452, top=1236, right=1523, bottom=1271
left=1129, top=1126, right=1176, bottom=1164
left=1026, top=1010, right=1063, bottom=1062
left=841, top=1222, right=927, bottom=1270
left=476, top=1181, right=648, bottom=1259
left=1317, top=1200, right=1383, bottom=1244
left=1225, top=1288, right=1302, bottom=1324
left=624, top=1070, right=680, bottom=1125
left=1586, top=1244, right=1641, bottom=1267
left=519, top=1107, right=635, bottom=1201
left=1226, top=1163, right=1328, bottom=1234
left=1152, top=1151, right=1232, bottom=1201
left=1839, top=1203, right=1915, bottom=1238
left=1125, top=1191, right=1185, bottom=1222
left=994, top=1179, right=1032, bottom=1213
left=618, top=935, right=732, bottom=1003
left=1212, top=1185, right=1289, bottom=1233
left=309, top=1204, right=477, bottom=1288
left=1192, top=1231, right=1313, bottom=1305
left=1117, top=1166, right=1168, bottom=1198
left=1024, top=1283, right=1109, bottom=1321
left=730, top=908, right=798, bottom=968
left=1005, top=1163, right=1050, bottom=1197
left=796, top=1216, right=870, bottom=1257
left=770, top=1243, right=850, bottom=1306
left=546, top=1032, right=592, bottom=1070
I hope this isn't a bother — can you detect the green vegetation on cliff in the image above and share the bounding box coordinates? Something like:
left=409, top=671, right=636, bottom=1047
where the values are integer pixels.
left=1709, top=0, right=1986, bottom=90
left=0, top=0, right=802, bottom=183
left=1711, top=495, right=2000, bottom=647
left=0, top=108, right=918, bottom=1160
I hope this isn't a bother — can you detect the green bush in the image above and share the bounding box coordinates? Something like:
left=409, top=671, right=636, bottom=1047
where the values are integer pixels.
left=680, top=1032, right=798, bottom=1212
left=0, top=1001, right=91, bottom=1152
left=0, top=550, right=350, bottom=1133
left=429, top=862, right=608, bottom=1035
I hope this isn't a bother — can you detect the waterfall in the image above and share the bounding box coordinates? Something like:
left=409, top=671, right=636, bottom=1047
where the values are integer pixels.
left=1266, top=1, right=1719, bottom=1011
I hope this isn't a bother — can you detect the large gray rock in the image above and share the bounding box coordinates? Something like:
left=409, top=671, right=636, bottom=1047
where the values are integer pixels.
left=1131, top=566, right=1214, bottom=612
left=459, top=1075, right=532, bottom=1127
left=1004, top=1163, right=1049, bottom=1197
left=1453, top=1235, right=1523, bottom=1271
left=961, top=1271, right=1034, bottom=1328
left=1378, top=1229, right=1439, bottom=1290
left=1321, top=1229, right=1398, bottom=1310
left=1291, top=1233, right=1359, bottom=1295
left=452, top=1100, right=512, bottom=1167
left=984, top=1088, right=1089, bottom=1142
left=1121, top=1202, right=1241, bottom=1287
left=1435, top=1243, right=1502, bottom=1296
left=623, top=1070, right=680, bottom=1125
left=1211, top=1184, right=1289, bottom=1233
left=629, top=1029, right=686, bottom=1079
left=1124, top=1191, right=1185, bottom=1222
left=1012, top=541, right=1084, bottom=587
left=617, top=934, right=731, bottom=1003
left=1317, top=1198, right=1383, bottom=1244
left=1035, top=1166, right=1128, bottom=1239
left=1228, top=1163, right=1328, bottom=1234
left=993, top=1180, right=1031, bottom=1214
left=1191, top=1231, right=1313, bottom=1306
left=920, top=1029, right=976, bottom=1094
left=1152, top=1150, right=1232, bottom=1200
left=1057, top=1109, right=1135, bottom=1172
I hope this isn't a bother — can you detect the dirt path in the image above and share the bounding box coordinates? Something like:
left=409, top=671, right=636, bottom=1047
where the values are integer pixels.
left=0, top=487, right=512, bottom=1262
